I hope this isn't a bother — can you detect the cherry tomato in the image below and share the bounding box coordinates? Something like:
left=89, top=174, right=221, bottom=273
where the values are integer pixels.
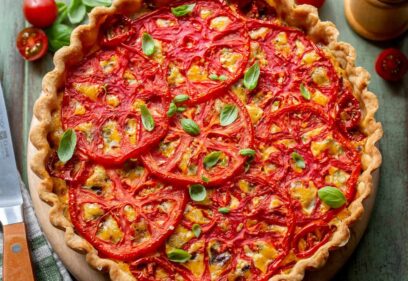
left=23, top=0, right=58, bottom=28
left=16, top=27, right=48, bottom=61
left=375, top=48, right=408, bottom=81
left=296, top=0, right=325, bottom=8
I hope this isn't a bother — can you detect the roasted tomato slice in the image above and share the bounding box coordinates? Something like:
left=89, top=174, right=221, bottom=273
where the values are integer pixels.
left=62, top=47, right=170, bottom=165
left=100, top=14, right=135, bottom=48
left=142, top=93, right=253, bottom=186
left=230, top=21, right=339, bottom=116
left=127, top=0, right=250, bottom=103
left=129, top=257, right=192, bottom=281
left=46, top=152, right=87, bottom=182
left=69, top=161, right=188, bottom=261
left=375, top=48, right=408, bottom=81
left=16, top=27, right=48, bottom=61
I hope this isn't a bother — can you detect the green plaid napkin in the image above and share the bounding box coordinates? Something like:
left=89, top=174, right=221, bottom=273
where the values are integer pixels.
left=0, top=179, right=72, bottom=281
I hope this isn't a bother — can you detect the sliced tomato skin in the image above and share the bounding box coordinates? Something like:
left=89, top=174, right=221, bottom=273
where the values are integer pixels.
left=295, top=0, right=325, bottom=8
left=16, top=27, right=48, bottom=61
left=375, top=48, right=408, bottom=81
left=99, top=15, right=135, bottom=48
left=23, top=0, right=58, bottom=28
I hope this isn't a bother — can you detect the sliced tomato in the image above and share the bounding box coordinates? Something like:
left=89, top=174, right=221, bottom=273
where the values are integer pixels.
left=295, top=0, right=325, bottom=8
left=69, top=161, right=188, bottom=261
left=100, top=14, right=135, bottom=48
left=292, top=221, right=333, bottom=258
left=142, top=93, right=253, bottom=186
left=375, top=48, right=408, bottom=81
left=16, top=27, right=48, bottom=61
left=46, top=152, right=87, bottom=182
left=62, top=47, right=170, bottom=165
left=127, top=0, right=250, bottom=103
left=129, top=257, right=192, bottom=281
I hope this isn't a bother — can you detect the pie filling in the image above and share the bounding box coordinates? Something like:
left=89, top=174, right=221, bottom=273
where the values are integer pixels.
left=46, top=0, right=367, bottom=280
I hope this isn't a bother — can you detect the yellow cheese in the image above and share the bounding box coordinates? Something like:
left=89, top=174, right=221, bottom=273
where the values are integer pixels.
left=208, top=241, right=232, bottom=280
left=73, top=101, right=86, bottom=115
left=311, top=138, right=343, bottom=157
left=301, top=126, right=324, bottom=143
left=152, top=40, right=164, bottom=64
left=249, top=27, right=270, bottom=40
left=273, top=32, right=290, bottom=57
left=290, top=181, right=317, bottom=214
left=106, top=95, right=120, bottom=107
left=75, top=122, right=93, bottom=142
left=238, top=179, right=250, bottom=193
left=85, top=165, right=109, bottom=188
left=302, top=51, right=320, bottom=65
left=132, top=219, right=150, bottom=244
left=125, top=118, right=137, bottom=145
left=231, top=82, right=248, bottom=103
left=132, top=99, right=146, bottom=112
left=178, top=148, right=192, bottom=174
left=312, top=67, right=329, bottom=85
left=210, top=16, right=231, bottom=31
left=200, top=9, right=212, bottom=19
left=102, top=120, right=122, bottom=154
left=83, top=203, right=104, bottom=221
left=73, top=83, right=100, bottom=101
left=97, top=216, right=123, bottom=243
left=312, top=90, right=329, bottom=106
left=183, top=240, right=205, bottom=278
left=228, top=259, right=251, bottom=280
left=167, top=226, right=194, bottom=248
left=246, top=104, right=263, bottom=124
left=295, top=40, right=305, bottom=56
left=220, top=50, right=243, bottom=73
left=185, top=205, right=210, bottom=224
left=100, top=55, right=118, bottom=74
left=250, top=42, right=268, bottom=67
left=187, top=65, right=208, bottom=82
left=245, top=241, right=278, bottom=273
left=270, top=123, right=282, bottom=134
left=260, top=145, right=278, bottom=161
left=124, top=205, right=136, bottom=222
left=159, top=141, right=178, bottom=157
left=156, top=18, right=176, bottom=27
left=325, top=167, right=350, bottom=187
left=269, top=196, right=282, bottom=209
left=123, top=70, right=137, bottom=85
left=167, top=64, right=186, bottom=86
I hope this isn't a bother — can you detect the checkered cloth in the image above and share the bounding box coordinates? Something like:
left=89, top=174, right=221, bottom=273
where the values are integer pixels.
left=0, top=179, right=72, bottom=281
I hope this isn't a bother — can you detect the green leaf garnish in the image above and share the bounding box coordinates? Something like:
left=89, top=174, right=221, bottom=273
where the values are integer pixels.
left=167, top=249, right=191, bottom=263
left=67, top=0, right=86, bottom=24
left=173, top=94, right=189, bottom=103
left=58, top=129, right=77, bottom=163
left=300, top=83, right=311, bottom=100
left=140, top=104, right=155, bottom=132
left=189, top=184, right=207, bottom=202
left=243, top=62, right=260, bottom=90
left=201, top=175, right=209, bottom=183
left=218, top=207, right=230, bottom=214
left=46, top=23, right=73, bottom=52
left=181, top=118, right=200, bottom=136
left=209, top=74, right=228, bottom=81
left=318, top=186, right=347, bottom=208
left=142, top=33, right=155, bottom=56
left=203, top=151, right=222, bottom=169
left=239, top=148, right=256, bottom=157
left=167, top=102, right=177, bottom=117
left=220, top=104, right=238, bottom=126
left=171, top=3, right=196, bottom=17
left=192, top=224, right=202, bottom=237
left=291, top=152, right=305, bottom=169
left=82, top=0, right=112, bottom=7
left=177, top=106, right=187, bottom=112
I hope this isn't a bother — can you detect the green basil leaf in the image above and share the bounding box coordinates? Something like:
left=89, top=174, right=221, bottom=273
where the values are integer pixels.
left=240, top=148, right=256, bottom=157
left=56, top=2, right=68, bottom=24
left=318, top=186, right=346, bottom=208
left=203, top=151, right=222, bottom=169
left=177, top=106, right=187, bottom=112
left=220, top=104, right=238, bottom=126
left=58, top=129, right=77, bottom=163
left=218, top=75, right=227, bottom=81
left=167, top=249, right=191, bottom=263
left=140, top=104, right=155, bottom=132
left=46, top=24, right=73, bottom=52
left=292, top=152, right=305, bottom=169
left=167, top=102, right=177, bottom=117
left=243, top=62, right=260, bottom=90
left=171, top=3, right=196, bottom=17
left=68, top=0, right=87, bottom=24
left=181, top=118, right=200, bottom=136
left=300, top=83, right=311, bottom=100
left=82, top=0, right=112, bottom=7
left=218, top=207, right=230, bottom=214
left=209, top=74, right=219, bottom=81
left=142, top=33, right=155, bottom=56
left=189, top=184, right=207, bottom=202
left=201, top=175, right=209, bottom=183
left=192, top=224, right=202, bottom=238
left=173, top=94, right=189, bottom=103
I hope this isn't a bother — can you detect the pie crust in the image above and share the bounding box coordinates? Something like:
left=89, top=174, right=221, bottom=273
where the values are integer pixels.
left=29, top=0, right=383, bottom=280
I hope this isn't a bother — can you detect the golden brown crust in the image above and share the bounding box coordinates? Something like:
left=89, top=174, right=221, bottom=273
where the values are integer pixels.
left=29, top=0, right=383, bottom=280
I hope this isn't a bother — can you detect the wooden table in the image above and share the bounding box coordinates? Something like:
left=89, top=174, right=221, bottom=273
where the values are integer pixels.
left=0, top=0, right=407, bottom=280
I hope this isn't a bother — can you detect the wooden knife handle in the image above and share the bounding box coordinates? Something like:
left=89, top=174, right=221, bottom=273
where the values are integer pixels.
left=3, top=222, right=35, bottom=281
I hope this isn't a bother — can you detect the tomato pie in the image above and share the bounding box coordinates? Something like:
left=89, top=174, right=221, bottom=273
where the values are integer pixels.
left=30, top=0, right=383, bottom=280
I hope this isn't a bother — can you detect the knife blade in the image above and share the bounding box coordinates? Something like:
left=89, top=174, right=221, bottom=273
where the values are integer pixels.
left=0, top=82, right=35, bottom=281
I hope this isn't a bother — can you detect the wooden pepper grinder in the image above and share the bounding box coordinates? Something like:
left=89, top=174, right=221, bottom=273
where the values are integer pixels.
left=344, top=0, right=408, bottom=41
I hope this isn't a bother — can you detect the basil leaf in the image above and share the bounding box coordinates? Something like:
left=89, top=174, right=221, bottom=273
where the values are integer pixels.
left=58, top=129, right=77, bottom=163
left=68, top=0, right=87, bottom=24
left=173, top=94, right=189, bottom=103
left=318, top=186, right=346, bottom=208
left=177, top=106, right=187, bottom=112
left=56, top=2, right=68, bottom=24
left=142, top=33, right=155, bottom=56
left=192, top=224, right=201, bottom=237
left=218, top=207, right=230, bottom=214
left=300, top=83, right=311, bottom=100
left=46, top=23, right=73, bottom=52
left=220, top=104, right=238, bottom=126
left=171, top=3, right=196, bottom=17
left=140, top=104, right=155, bottom=132
left=243, top=62, right=260, bottom=90
left=167, top=102, right=177, bottom=117
left=189, top=184, right=207, bottom=202
left=203, top=151, right=221, bottom=169
left=218, top=75, right=227, bottom=81
left=201, top=175, right=209, bottom=183
left=209, top=74, right=219, bottom=81
left=82, top=0, right=112, bottom=7
left=240, top=148, right=256, bottom=157
left=167, top=249, right=191, bottom=263
left=292, top=152, right=305, bottom=169
left=181, top=118, right=200, bottom=136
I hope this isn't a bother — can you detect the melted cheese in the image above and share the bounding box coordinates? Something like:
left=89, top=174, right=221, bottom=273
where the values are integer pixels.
left=220, top=50, right=243, bottom=73
left=228, top=259, right=251, bottom=280
left=290, top=181, right=317, bottom=214
left=231, top=82, right=248, bottom=103
left=249, top=27, right=270, bottom=40
left=187, top=65, right=208, bottom=82
left=73, top=101, right=86, bottom=115
left=100, top=55, right=118, bottom=74
left=168, top=64, right=185, bottom=86
left=73, top=83, right=100, bottom=101
left=312, top=67, right=329, bottom=85
left=210, top=16, right=231, bottom=31
left=183, top=240, right=205, bottom=278
left=301, top=126, right=324, bottom=143
left=167, top=226, right=194, bottom=248
left=295, top=40, right=305, bottom=56
left=273, top=32, right=290, bottom=57
left=312, top=90, right=329, bottom=106
left=123, top=70, right=137, bottom=85
left=200, top=9, right=212, bottom=19
left=106, top=95, right=120, bottom=107
left=125, top=118, right=137, bottom=145
left=156, top=18, right=176, bottom=27
left=83, top=203, right=104, bottom=221
left=75, top=122, right=93, bottom=142
left=132, top=219, right=150, bottom=243
left=246, top=104, right=263, bottom=124
left=102, top=120, right=122, bottom=154
left=97, top=216, right=123, bottom=243
left=250, top=42, right=268, bottom=67
left=245, top=241, right=278, bottom=273
left=124, top=205, right=136, bottom=222
left=311, top=138, right=343, bottom=157
left=325, top=167, right=350, bottom=187
left=238, top=179, right=250, bottom=193
left=185, top=205, right=210, bottom=224
left=302, top=51, right=320, bottom=65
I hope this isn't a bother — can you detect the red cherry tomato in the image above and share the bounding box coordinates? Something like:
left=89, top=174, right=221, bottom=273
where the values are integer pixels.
left=16, top=27, right=48, bottom=61
left=23, top=0, right=58, bottom=28
left=296, top=0, right=325, bottom=8
left=375, top=48, right=408, bottom=81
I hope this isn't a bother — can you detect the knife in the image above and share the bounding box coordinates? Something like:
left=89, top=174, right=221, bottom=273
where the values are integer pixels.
left=0, top=82, right=35, bottom=281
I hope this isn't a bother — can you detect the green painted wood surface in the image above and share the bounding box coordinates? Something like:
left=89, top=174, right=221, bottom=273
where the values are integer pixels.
left=0, top=0, right=406, bottom=280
